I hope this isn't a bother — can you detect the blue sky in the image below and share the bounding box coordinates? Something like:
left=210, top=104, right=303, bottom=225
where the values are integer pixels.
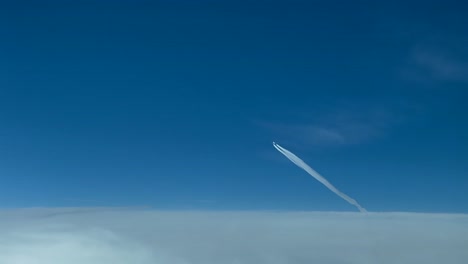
left=1, top=0, right=467, bottom=212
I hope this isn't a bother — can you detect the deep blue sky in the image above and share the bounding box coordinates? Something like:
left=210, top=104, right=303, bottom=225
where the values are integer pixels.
left=1, top=0, right=467, bottom=212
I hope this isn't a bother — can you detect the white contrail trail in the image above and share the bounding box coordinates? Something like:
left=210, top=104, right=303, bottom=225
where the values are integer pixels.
left=273, top=142, right=367, bottom=213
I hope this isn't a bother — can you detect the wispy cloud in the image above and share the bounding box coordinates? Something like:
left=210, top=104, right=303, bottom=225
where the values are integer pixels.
left=0, top=208, right=467, bottom=264
left=370, top=2, right=468, bottom=86
left=408, top=49, right=468, bottom=84
left=259, top=107, right=396, bottom=147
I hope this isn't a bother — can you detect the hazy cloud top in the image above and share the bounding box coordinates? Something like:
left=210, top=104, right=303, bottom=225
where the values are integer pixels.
left=0, top=208, right=467, bottom=264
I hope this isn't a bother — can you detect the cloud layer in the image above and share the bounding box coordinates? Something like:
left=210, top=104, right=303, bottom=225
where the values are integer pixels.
left=0, top=208, right=467, bottom=264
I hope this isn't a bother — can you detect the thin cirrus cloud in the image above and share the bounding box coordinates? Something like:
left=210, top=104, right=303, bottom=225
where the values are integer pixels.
left=263, top=122, right=381, bottom=147
left=0, top=208, right=467, bottom=264
left=259, top=108, right=395, bottom=147
left=409, top=49, right=468, bottom=84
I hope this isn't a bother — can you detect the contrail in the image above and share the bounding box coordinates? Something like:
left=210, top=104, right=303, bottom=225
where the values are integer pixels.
left=273, top=142, right=367, bottom=213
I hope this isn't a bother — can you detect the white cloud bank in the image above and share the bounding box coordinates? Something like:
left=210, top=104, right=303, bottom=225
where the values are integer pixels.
left=0, top=208, right=467, bottom=264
